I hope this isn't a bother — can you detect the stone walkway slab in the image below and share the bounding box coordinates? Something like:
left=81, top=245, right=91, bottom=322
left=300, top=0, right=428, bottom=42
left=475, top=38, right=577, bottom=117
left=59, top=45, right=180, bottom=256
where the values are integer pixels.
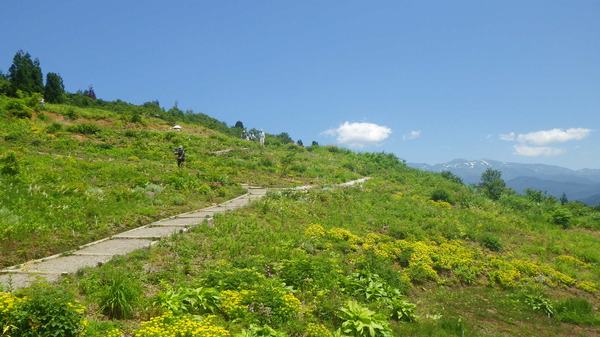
left=112, top=225, right=188, bottom=239
left=75, top=239, right=153, bottom=256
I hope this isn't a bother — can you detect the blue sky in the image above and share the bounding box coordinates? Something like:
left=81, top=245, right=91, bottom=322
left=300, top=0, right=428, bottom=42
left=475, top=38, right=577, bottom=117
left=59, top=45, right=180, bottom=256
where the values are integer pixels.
left=2, top=1, right=599, bottom=169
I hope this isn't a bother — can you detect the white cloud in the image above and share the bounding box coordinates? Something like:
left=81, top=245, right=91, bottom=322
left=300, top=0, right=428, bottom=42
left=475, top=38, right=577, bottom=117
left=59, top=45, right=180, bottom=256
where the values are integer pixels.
left=499, top=132, right=516, bottom=141
left=402, top=130, right=421, bottom=140
left=514, top=145, right=565, bottom=157
left=516, top=128, right=592, bottom=146
left=323, top=122, right=392, bottom=148
left=500, top=127, right=592, bottom=157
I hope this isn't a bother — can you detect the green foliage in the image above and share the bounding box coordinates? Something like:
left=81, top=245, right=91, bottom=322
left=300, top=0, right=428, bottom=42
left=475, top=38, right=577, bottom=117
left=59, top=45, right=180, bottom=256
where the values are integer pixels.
left=438, top=316, right=471, bottom=336
left=89, top=266, right=143, bottom=319
left=523, top=294, right=555, bottom=317
left=554, top=297, right=600, bottom=325
left=346, top=272, right=401, bottom=303
left=7, top=50, right=44, bottom=96
left=388, top=298, right=417, bottom=322
left=9, top=283, right=86, bottom=337
left=478, top=168, right=506, bottom=200
left=4, top=98, right=33, bottom=118
left=480, top=233, right=502, bottom=252
left=278, top=255, right=341, bottom=291
left=66, top=122, right=102, bottom=135
left=235, top=324, right=286, bottom=337
left=273, top=132, right=293, bottom=145
left=0, top=150, right=20, bottom=175
left=525, top=188, right=547, bottom=203
left=46, top=122, right=63, bottom=133
left=430, top=189, right=453, bottom=204
left=44, top=72, right=66, bottom=103
left=0, top=71, right=10, bottom=95
left=440, top=170, right=463, bottom=185
left=559, top=193, right=568, bottom=205
left=550, top=208, right=572, bottom=229
left=338, top=301, right=392, bottom=337
left=153, top=285, right=221, bottom=315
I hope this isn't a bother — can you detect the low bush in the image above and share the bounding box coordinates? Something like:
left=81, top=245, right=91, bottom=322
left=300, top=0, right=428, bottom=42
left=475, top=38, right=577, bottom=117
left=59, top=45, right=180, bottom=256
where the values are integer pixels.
left=5, top=284, right=86, bottom=337
left=430, top=189, right=453, bottom=204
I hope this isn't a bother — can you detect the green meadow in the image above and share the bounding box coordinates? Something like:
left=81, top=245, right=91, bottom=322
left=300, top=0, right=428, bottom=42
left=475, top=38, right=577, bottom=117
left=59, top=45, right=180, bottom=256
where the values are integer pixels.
left=1, top=94, right=599, bottom=336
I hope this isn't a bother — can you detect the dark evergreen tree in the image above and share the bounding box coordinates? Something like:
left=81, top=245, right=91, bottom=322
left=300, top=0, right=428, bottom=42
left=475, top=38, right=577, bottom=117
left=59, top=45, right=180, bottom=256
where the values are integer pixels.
left=296, top=139, right=304, bottom=147
left=234, top=121, right=244, bottom=129
left=560, top=192, right=568, bottom=205
left=44, top=72, right=65, bottom=103
left=478, top=168, right=506, bottom=200
left=8, top=50, right=44, bottom=96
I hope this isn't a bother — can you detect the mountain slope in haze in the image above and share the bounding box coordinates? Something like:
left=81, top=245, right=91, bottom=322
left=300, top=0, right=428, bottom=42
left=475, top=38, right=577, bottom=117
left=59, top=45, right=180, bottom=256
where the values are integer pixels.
left=408, top=159, right=600, bottom=205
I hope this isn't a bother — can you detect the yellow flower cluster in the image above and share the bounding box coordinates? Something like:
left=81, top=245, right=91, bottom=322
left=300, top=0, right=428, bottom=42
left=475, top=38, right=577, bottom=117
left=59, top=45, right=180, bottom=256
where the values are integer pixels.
left=105, top=328, right=124, bottom=337
left=576, top=281, right=598, bottom=294
left=327, top=228, right=362, bottom=244
left=0, top=292, right=21, bottom=321
left=219, top=290, right=253, bottom=319
left=281, top=293, right=302, bottom=318
left=556, top=255, right=592, bottom=269
left=304, top=223, right=326, bottom=238
left=135, top=312, right=231, bottom=337
left=427, top=199, right=452, bottom=209
left=66, top=300, right=86, bottom=314
left=306, top=323, right=331, bottom=337
left=307, top=225, right=599, bottom=293
left=392, top=192, right=404, bottom=199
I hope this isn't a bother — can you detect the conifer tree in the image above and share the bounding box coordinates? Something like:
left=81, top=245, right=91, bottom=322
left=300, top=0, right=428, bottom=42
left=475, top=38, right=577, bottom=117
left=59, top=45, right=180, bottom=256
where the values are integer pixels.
left=478, top=168, right=506, bottom=200
left=44, top=72, right=65, bottom=103
left=8, top=50, right=44, bottom=96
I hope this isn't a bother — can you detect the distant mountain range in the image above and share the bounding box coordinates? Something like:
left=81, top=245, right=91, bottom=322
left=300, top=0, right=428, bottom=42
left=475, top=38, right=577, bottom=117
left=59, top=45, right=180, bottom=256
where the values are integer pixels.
left=407, top=159, right=600, bottom=206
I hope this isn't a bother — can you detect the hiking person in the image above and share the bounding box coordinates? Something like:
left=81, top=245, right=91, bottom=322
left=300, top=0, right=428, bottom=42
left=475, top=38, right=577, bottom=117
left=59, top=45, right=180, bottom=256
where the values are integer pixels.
left=259, top=129, right=265, bottom=146
left=175, top=145, right=185, bottom=167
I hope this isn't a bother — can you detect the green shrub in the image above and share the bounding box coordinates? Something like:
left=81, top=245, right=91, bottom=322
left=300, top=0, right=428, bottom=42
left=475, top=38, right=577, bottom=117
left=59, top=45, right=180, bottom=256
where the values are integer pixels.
left=0, top=151, right=20, bottom=176
left=524, top=294, right=555, bottom=317
left=67, top=122, right=101, bottom=135
left=10, top=283, right=86, bottom=337
left=153, top=286, right=220, bottom=315
left=440, top=170, right=463, bottom=185
left=387, top=298, right=417, bottom=322
left=430, top=189, right=453, bottom=204
left=92, top=267, right=143, bottom=319
left=64, top=106, right=79, bottom=120
left=338, top=301, right=392, bottom=337
left=279, top=255, right=341, bottom=291
left=550, top=208, right=572, bottom=229
left=5, top=98, right=32, bottom=119
left=46, top=122, right=63, bottom=133
left=480, top=233, right=502, bottom=252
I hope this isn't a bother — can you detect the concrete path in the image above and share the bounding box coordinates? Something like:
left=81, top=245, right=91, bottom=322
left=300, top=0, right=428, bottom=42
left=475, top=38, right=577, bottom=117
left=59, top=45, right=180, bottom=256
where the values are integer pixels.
left=0, top=179, right=369, bottom=290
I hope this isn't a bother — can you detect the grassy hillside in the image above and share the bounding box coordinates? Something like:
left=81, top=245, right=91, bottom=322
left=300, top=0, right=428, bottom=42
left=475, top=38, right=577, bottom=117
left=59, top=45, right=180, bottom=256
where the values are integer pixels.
left=1, top=94, right=599, bottom=336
